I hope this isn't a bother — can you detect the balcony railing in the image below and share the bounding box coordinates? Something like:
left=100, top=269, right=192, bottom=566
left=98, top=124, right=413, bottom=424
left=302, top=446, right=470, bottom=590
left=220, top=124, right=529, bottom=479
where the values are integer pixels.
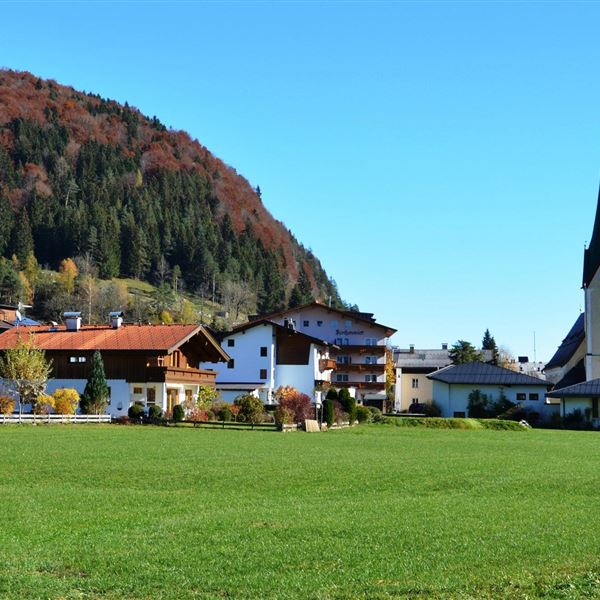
left=334, top=381, right=385, bottom=390
left=319, top=358, right=337, bottom=371
left=332, top=345, right=386, bottom=354
left=146, top=366, right=217, bottom=386
left=335, top=363, right=385, bottom=373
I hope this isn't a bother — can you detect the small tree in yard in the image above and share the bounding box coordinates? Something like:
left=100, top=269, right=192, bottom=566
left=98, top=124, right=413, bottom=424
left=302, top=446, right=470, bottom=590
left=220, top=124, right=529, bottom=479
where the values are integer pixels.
left=80, top=350, right=109, bottom=414
left=0, top=333, right=52, bottom=414
left=234, top=393, right=265, bottom=424
left=0, top=396, right=15, bottom=415
left=325, top=388, right=338, bottom=401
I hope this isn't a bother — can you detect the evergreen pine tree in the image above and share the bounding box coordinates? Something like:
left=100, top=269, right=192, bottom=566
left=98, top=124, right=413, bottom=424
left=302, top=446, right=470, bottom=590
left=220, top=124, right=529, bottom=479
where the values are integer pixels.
left=481, top=329, right=499, bottom=365
left=9, top=210, right=34, bottom=264
left=0, top=191, right=15, bottom=256
left=80, top=350, right=110, bottom=414
left=288, top=264, right=313, bottom=308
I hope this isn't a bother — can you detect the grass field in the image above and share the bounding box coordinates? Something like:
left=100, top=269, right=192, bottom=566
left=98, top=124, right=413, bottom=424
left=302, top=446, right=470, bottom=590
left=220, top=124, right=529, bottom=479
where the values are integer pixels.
left=1, top=425, right=599, bottom=599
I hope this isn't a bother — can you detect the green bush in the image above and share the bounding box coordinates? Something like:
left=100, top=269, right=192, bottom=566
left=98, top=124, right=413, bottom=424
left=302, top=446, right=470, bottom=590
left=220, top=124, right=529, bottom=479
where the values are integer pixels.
left=274, top=405, right=295, bottom=427
left=325, top=388, right=338, bottom=401
left=219, top=405, right=233, bottom=422
left=234, top=394, right=265, bottom=424
left=323, top=399, right=334, bottom=427
left=368, top=406, right=383, bottom=422
left=338, top=388, right=357, bottom=424
left=128, top=404, right=144, bottom=420
left=172, top=404, right=185, bottom=422
left=148, top=405, right=162, bottom=419
left=422, top=402, right=442, bottom=417
left=355, top=405, right=372, bottom=423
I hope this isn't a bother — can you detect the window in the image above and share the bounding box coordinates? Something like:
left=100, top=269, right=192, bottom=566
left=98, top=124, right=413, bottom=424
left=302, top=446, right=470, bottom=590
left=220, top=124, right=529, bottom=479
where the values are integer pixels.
left=365, top=356, right=377, bottom=365
left=317, top=320, right=323, bottom=327
left=170, top=352, right=181, bottom=368
left=260, top=346, right=267, bottom=357
left=337, top=355, right=350, bottom=364
left=227, top=359, right=235, bottom=369
left=365, top=338, right=377, bottom=346
left=344, top=319, right=352, bottom=327
left=227, top=339, right=235, bottom=347
left=344, top=338, right=349, bottom=346
left=303, top=320, right=309, bottom=327
left=516, top=393, right=526, bottom=401
left=412, top=378, right=419, bottom=389
left=529, top=393, right=539, bottom=401
left=260, top=369, right=267, bottom=379
left=336, top=374, right=349, bottom=382
left=147, top=388, right=156, bottom=405
left=331, top=320, right=338, bottom=328
left=335, top=338, right=349, bottom=346
left=185, top=389, right=193, bottom=403
left=69, top=356, right=86, bottom=363
left=365, top=375, right=377, bottom=383
left=133, top=387, right=143, bottom=394
left=593, top=398, right=599, bottom=419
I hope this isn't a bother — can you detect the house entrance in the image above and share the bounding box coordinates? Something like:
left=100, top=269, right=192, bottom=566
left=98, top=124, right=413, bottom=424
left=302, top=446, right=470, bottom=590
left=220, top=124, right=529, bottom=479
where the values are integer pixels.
left=166, top=388, right=179, bottom=413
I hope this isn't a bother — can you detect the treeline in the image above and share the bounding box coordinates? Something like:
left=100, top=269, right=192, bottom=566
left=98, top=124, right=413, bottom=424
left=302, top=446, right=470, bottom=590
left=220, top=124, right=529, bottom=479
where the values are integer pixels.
left=0, top=111, right=344, bottom=314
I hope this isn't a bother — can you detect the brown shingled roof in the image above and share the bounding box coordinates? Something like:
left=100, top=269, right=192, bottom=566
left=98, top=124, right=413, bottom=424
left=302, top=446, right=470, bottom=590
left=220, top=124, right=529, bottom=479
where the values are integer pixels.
left=0, top=323, right=229, bottom=360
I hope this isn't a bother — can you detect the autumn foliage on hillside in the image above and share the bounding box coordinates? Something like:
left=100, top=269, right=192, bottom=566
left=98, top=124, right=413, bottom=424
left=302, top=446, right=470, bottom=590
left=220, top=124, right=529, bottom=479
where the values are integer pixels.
left=0, top=69, right=343, bottom=311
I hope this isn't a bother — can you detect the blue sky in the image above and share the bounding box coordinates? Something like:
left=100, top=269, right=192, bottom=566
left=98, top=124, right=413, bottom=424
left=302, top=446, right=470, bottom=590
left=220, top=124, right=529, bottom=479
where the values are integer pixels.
left=1, top=1, right=599, bottom=360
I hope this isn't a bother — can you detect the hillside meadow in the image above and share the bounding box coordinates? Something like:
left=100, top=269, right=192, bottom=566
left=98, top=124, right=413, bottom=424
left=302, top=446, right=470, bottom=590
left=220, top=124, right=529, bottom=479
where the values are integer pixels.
left=0, top=424, right=599, bottom=599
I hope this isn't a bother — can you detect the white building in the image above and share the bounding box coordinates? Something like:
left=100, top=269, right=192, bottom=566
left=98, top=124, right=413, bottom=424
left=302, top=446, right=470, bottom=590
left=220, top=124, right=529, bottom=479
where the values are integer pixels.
left=247, top=302, right=396, bottom=409
left=428, top=362, right=556, bottom=419
left=200, top=319, right=336, bottom=405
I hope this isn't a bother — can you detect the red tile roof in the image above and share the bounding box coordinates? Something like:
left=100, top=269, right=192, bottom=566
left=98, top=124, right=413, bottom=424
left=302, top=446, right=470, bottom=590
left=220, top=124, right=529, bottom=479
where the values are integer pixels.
left=0, top=323, right=226, bottom=356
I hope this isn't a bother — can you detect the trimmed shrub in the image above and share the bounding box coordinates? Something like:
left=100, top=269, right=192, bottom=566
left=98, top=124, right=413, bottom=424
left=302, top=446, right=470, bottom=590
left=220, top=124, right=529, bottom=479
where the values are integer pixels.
left=34, top=395, right=55, bottom=414
left=188, top=407, right=209, bottom=422
left=52, top=388, right=80, bottom=414
left=338, top=388, right=357, bottom=424
left=422, top=401, right=442, bottom=417
left=325, top=388, right=339, bottom=401
left=274, top=406, right=295, bottom=427
left=172, top=404, right=185, bottom=422
left=128, top=404, right=144, bottom=420
left=356, top=405, right=372, bottom=423
left=323, top=398, right=335, bottom=427
left=368, top=406, right=383, bottom=422
left=234, top=394, right=265, bottom=424
left=148, top=405, right=162, bottom=419
left=0, top=396, right=15, bottom=415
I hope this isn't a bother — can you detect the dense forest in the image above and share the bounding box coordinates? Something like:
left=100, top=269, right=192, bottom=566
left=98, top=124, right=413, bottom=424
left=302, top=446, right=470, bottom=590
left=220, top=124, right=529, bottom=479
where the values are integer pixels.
left=0, top=70, right=347, bottom=324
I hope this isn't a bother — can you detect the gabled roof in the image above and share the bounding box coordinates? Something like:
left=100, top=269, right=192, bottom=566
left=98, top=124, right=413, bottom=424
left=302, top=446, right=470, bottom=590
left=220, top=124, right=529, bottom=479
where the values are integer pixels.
left=544, top=314, right=585, bottom=371
left=553, top=359, right=586, bottom=391
left=583, top=185, right=600, bottom=287
left=394, top=348, right=451, bottom=370
left=224, top=319, right=337, bottom=348
left=249, top=301, right=397, bottom=335
left=427, top=361, right=550, bottom=387
left=546, top=378, right=600, bottom=398
left=0, top=323, right=230, bottom=361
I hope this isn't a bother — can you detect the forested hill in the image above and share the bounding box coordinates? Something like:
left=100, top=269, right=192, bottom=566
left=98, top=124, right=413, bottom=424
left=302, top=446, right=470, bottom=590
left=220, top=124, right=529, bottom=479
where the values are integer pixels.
left=0, top=69, right=344, bottom=315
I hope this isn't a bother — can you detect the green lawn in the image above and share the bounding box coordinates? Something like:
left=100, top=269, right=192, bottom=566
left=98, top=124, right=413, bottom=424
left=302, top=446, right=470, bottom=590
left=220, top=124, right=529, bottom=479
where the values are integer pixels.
left=1, top=425, right=599, bottom=599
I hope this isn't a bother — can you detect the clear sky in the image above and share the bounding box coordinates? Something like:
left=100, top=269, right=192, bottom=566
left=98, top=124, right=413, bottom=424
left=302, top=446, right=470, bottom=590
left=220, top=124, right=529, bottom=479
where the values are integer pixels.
left=1, top=0, right=599, bottom=360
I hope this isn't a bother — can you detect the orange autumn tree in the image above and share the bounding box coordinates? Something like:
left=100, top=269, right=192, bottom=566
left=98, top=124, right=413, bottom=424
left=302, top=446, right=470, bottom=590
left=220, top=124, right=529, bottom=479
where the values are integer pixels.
left=58, top=258, right=78, bottom=295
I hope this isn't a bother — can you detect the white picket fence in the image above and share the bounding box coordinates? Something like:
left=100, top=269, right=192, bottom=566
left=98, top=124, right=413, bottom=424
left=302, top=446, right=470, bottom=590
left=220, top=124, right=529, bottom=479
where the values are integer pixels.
left=0, top=414, right=111, bottom=424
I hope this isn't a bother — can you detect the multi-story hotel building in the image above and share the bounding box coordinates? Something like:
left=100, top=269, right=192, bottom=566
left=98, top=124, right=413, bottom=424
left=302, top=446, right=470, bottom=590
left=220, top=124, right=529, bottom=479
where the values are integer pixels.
left=250, top=302, right=396, bottom=407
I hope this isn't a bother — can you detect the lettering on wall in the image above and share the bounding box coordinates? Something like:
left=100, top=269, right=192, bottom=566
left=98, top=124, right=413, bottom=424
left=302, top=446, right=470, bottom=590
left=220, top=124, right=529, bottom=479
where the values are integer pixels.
left=336, top=330, right=364, bottom=335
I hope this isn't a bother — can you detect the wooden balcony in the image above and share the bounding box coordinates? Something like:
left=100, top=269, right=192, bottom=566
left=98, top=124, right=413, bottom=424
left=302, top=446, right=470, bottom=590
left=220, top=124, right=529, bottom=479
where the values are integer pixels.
left=335, top=363, right=385, bottom=373
left=146, top=366, right=217, bottom=386
left=319, top=358, right=337, bottom=371
left=334, top=381, right=386, bottom=390
left=332, top=345, right=386, bottom=355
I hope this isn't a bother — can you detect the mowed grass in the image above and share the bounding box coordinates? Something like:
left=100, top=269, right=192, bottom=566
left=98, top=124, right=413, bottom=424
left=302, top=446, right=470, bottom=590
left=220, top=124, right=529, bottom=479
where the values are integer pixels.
left=1, top=426, right=599, bottom=599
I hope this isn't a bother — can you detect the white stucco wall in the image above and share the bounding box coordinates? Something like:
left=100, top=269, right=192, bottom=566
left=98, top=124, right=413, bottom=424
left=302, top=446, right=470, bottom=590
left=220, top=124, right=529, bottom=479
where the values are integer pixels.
left=201, top=323, right=275, bottom=387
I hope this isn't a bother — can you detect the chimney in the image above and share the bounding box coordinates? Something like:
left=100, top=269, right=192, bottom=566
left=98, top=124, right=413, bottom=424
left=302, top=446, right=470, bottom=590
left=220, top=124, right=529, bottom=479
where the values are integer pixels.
left=409, top=344, right=415, bottom=354
left=63, top=311, right=82, bottom=332
left=109, top=311, right=124, bottom=329
left=442, top=343, right=448, bottom=350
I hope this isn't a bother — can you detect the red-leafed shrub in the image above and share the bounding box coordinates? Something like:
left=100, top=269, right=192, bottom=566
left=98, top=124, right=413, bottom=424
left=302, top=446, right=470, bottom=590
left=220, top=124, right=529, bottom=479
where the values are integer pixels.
left=188, top=407, right=209, bottom=422
left=277, top=391, right=313, bottom=424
